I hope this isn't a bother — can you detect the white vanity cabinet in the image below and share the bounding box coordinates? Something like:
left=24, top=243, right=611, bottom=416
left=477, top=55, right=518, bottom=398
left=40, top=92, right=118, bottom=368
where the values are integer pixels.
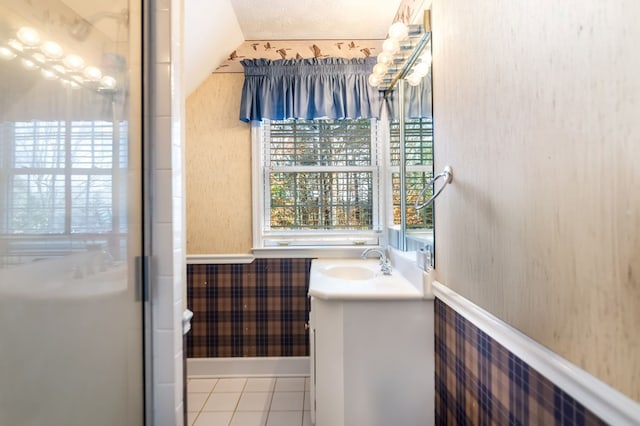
left=309, top=296, right=434, bottom=426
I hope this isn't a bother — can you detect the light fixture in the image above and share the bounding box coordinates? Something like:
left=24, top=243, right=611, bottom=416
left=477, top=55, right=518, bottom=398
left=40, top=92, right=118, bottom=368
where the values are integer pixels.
left=83, top=66, right=102, bottom=81
left=41, top=68, right=58, bottom=80
left=8, top=39, right=23, bottom=52
left=412, top=61, right=430, bottom=78
left=377, top=51, right=393, bottom=66
left=21, top=58, right=38, bottom=70
left=388, top=22, right=409, bottom=41
left=368, top=11, right=432, bottom=92
left=368, top=74, right=382, bottom=88
left=17, top=27, right=40, bottom=46
left=0, top=46, right=16, bottom=60
left=100, top=75, right=117, bottom=90
left=3, top=26, right=118, bottom=93
left=63, top=54, right=85, bottom=71
left=32, top=52, right=46, bottom=63
left=41, top=41, right=64, bottom=59
left=382, top=38, right=400, bottom=55
left=406, top=72, right=422, bottom=87
left=372, top=63, right=388, bottom=76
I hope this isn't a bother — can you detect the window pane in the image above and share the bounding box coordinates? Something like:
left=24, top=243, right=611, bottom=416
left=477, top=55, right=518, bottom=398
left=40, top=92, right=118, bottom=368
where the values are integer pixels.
left=270, top=172, right=373, bottom=230
left=70, top=121, right=113, bottom=169
left=10, top=174, right=66, bottom=233
left=71, top=175, right=112, bottom=233
left=269, top=119, right=373, bottom=167
left=389, top=117, right=433, bottom=166
left=14, top=121, right=66, bottom=168
left=392, top=171, right=434, bottom=229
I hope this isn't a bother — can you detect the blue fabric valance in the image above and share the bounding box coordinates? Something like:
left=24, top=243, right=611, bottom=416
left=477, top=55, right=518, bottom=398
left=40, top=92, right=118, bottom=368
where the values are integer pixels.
left=385, top=71, right=433, bottom=120
left=239, top=57, right=383, bottom=122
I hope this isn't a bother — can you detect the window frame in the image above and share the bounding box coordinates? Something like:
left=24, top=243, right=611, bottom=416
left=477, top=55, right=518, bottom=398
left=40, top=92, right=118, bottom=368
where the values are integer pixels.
left=251, top=119, right=386, bottom=254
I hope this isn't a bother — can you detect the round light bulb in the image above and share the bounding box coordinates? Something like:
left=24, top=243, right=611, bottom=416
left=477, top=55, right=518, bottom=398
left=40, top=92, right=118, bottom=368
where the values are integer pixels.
left=83, top=66, right=102, bottom=81
left=63, top=54, right=85, bottom=71
left=32, top=52, right=46, bottom=63
left=41, top=69, right=58, bottom=80
left=406, top=73, right=422, bottom=86
left=413, top=62, right=430, bottom=78
left=52, top=64, right=66, bottom=75
left=368, top=73, right=382, bottom=87
left=373, top=63, right=388, bottom=76
left=8, top=39, right=23, bottom=52
left=382, top=38, right=400, bottom=55
left=41, top=41, right=64, bottom=59
left=420, top=51, right=432, bottom=66
left=388, top=22, right=409, bottom=41
left=21, top=58, right=38, bottom=70
left=17, top=27, right=41, bottom=46
left=377, top=51, right=393, bottom=66
left=0, top=47, right=16, bottom=60
left=100, top=75, right=117, bottom=90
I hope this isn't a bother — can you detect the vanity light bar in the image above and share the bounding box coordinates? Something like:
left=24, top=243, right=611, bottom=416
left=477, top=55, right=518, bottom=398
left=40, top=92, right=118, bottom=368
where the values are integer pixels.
left=0, top=26, right=118, bottom=93
left=370, top=10, right=432, bottom=93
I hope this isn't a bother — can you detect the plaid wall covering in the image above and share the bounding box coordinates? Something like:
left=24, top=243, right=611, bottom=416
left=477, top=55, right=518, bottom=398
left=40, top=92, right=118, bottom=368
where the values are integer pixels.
left=187, top=259, right=312, bottom=358
left=434, top=299, right=608, bottom=425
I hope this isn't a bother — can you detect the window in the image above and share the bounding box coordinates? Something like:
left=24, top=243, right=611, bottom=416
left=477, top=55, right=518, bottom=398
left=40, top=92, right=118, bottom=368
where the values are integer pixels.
left=388, top=117, right=434, bottom=230
left=1, top=120, right=126, bottom=235
left=254, top=118, right=382, bottom=248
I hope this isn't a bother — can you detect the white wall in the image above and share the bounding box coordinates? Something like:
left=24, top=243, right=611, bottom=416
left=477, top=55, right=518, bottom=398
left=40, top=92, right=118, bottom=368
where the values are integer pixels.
left=183, top=0, right=244, bottom=96
left=431, top=0, right=640, bottom=401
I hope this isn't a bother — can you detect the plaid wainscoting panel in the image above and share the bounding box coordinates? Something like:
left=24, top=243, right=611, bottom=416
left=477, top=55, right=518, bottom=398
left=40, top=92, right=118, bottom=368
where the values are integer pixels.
left=187, top=258, right=312, bottom=357
left=434, top=299, right=608, bottom=426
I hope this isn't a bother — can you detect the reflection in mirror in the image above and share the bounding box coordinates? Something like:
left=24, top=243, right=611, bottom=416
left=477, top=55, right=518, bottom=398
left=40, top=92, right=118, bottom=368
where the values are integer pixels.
left=0, top=5, right=130, bottom=268
left=384, top=33, right=433, bottom=253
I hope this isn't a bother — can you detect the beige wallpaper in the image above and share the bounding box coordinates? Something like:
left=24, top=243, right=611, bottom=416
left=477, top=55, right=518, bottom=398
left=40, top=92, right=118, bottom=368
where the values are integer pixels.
left=185, top=73, right=253, bottom=254
left=431, top=0, right=640, bottom=401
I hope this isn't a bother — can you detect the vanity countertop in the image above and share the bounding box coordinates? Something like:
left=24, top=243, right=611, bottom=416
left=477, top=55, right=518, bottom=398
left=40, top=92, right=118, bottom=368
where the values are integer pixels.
left=309, top=258, right=423, bottom=300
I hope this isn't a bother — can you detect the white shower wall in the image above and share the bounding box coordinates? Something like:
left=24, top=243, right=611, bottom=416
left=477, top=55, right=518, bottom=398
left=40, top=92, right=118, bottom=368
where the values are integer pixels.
left=149, top=0, right=187, bottom=424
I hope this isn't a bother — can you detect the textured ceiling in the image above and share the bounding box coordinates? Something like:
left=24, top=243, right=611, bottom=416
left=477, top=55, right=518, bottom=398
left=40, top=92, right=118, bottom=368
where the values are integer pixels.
left=217, top=0, right=434, bottom=72
left=230, top=0, right=402, bottom=40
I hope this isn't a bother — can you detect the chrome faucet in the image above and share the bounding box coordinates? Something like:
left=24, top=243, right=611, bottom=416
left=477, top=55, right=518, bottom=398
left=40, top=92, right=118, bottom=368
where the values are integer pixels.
left=361, top=248, right=392, bottom=275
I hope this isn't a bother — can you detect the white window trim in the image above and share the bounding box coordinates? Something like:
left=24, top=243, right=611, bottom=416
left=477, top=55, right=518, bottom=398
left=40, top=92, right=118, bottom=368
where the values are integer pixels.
left=251, top=119, right=387, bottom=257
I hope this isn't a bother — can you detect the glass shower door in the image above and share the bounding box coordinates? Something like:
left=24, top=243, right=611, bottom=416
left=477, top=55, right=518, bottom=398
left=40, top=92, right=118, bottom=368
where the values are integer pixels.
left=0, top=0, right=144, bottom=424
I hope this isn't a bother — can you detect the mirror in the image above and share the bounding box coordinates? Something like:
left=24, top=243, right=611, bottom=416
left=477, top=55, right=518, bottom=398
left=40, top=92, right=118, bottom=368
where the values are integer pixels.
left=382, top=14, right=434, bottom=255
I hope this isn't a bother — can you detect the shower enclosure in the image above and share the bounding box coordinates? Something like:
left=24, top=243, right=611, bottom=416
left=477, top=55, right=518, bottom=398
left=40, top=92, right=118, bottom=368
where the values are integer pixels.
left=0, top=0, right=145, bottom=424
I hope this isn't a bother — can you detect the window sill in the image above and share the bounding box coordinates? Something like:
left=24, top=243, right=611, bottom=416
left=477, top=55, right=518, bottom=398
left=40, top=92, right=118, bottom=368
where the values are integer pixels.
left=252, top=246, right=381, bottom=259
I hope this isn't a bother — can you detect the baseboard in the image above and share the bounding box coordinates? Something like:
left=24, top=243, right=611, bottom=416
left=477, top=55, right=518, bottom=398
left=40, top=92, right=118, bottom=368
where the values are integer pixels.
left=433, top=281, right=640, bottom=426
left=187, top=356, right=310, bottom=378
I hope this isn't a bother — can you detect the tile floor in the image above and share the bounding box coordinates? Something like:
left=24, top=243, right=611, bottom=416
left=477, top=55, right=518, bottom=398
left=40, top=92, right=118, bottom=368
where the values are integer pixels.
left=187, top=376, right=312, bottom=426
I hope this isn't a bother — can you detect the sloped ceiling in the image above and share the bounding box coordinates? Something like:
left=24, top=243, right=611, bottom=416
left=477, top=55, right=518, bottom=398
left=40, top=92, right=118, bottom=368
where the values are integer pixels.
left=183, top=0, right=243, bottom=95
left=184, top=0, right=430, bottom=94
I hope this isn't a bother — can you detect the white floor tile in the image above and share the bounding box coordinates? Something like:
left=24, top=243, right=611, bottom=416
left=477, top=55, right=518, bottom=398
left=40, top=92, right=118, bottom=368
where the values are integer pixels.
left=270, top=392, right=304, bottom=411
left=230, top=411, right=269, bottom=426
left=274, top=377, right=306, bottom=392
left=214, top=378, right=247, bottom=393
left=193, top=411, right=234, bottom=426
left=236, top=392, right=273, bottom=412
left=189, top=378, right=219, bottom=393
left=187, top=375, right=310, bottom=426
left=202, top=392, right=241, bottom=412
left=188, top=393, right=210, bottom=412
left=266, top=411, right=303, bottom=426
left=244, top=378, right=276, bottom=392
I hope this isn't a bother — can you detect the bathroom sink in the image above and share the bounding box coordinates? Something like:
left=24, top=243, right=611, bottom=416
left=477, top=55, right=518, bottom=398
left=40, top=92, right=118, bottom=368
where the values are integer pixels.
left=320, top=265, right=376, bottom=280
left=309, top=258, right=423, bottom=300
